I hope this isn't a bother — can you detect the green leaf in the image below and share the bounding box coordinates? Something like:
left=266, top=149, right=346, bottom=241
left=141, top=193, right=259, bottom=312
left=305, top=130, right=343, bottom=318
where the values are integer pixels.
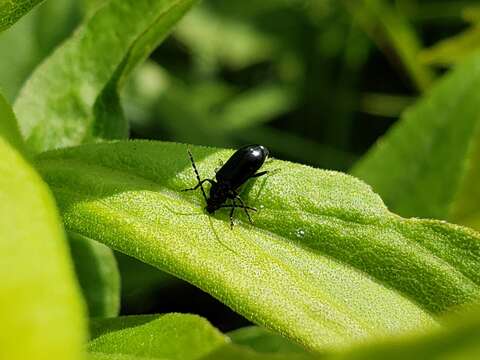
left=352, top=51, right=480, bottom=228
left=36, top=140, right=480, bottom=351
left=14, top=0, right=197, bottom=154
left=0, top=93, right=87, bottom=359
left=420, top=25, right=480, bottom=67
left=89, top=314, right=228, bottom=360
left=89, top=354, right=157, bottom=360
left=202, top=345, right=315, bottom=360
left=0, top=0, right=44, bottom=32
left=69, top=232, right=121, bottom=317
left=328, top=305, right=480, bottom=360
left=0, top=92, right=25, bottom=153
left=228, top=326, right=307, bottom=354
left=87, top=314, right=317, bottom=360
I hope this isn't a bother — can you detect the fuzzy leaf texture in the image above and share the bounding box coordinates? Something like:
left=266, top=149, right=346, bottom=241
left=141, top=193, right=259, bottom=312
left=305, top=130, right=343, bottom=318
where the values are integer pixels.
left=87, top=314, right=315, bottom=360
left=36, top=141, right=480, bottom=351
left=0, top=92, right=87, bottom=359
left=87, top=308, right=480, bottom=360
left=352, top=51, right=480, bottom=230
left=327, top=304, right=480, bottom=360
left=14, top=0, right=197, bottom=154
left=0, top=0, right=43, bottom=32
left=88, top=314, right=228, bottom=360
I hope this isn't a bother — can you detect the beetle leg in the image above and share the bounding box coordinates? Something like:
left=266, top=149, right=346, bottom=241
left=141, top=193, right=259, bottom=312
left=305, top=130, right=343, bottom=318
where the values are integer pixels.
left=235, top=196, right=255, bottom=225
left=182, top=178, right=214, bottom=192
left=185, top=149, right=215, bottom=202
left=229, top=199, right=236, bottom=229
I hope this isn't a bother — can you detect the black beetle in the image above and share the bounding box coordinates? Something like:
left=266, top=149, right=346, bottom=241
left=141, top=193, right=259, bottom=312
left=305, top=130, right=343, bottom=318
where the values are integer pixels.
left=182, top=145, right=269, bottom=228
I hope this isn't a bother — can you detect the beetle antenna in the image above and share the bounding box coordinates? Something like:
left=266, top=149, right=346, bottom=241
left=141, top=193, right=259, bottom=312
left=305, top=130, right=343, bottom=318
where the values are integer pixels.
left=187, top=149, right=208, bottom=203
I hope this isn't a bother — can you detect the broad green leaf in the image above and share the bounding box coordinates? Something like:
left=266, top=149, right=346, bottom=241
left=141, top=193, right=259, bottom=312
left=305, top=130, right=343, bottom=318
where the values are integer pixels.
left=14, top=0, right=197, bottom=154
left=328, top=305, right=480, bottom=360
left=87, top=314, right=316, bottom=360
left=70, top=232, right=120, bottom=317
left=0, top=94, right=86, bottom=359
left=420, top=25, right=480, bottom=67
left=0, top=0, right=43, bottom=32
left=36, top=141, right=480, bottom=351
left=228, top=326, right=307, bottom=354
left=89, top=314, right=228, bottom=360
left=352, top=51, right=480, bottom=228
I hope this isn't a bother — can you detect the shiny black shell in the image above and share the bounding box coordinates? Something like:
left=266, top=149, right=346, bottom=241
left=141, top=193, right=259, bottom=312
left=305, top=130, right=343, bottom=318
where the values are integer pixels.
left=215, top=144, right=269, bottom=189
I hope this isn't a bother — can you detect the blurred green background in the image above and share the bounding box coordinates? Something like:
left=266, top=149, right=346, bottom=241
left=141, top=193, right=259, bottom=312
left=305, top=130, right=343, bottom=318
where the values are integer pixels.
left=2, top=0, right=479, bottom=330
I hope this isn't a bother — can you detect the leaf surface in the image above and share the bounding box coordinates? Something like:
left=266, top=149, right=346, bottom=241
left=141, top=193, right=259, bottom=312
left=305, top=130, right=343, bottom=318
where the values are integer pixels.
left=89, top=314, right=228, bottom=360
left=36, top=141, right=480, bottom=350
left=0, top=92, right=87, bottom=359
left=88, top=314, right=316, bottom=360
left=228, top=326, right=307, bottom=354
left=327, top=305, right=480, bottom=360
left=14, top=0, right=197, bottom=154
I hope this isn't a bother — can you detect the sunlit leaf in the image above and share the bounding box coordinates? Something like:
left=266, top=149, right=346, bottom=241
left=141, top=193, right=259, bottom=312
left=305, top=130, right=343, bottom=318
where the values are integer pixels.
left=327, top=304, right=480, bottom=360
left=87, top=314, right=318, bottom=360
left=0, top=92, right=87, bottom=359
left=89, top=314, right=228, bottom=360
left=228, top=326, right=307, bottom=354
left=36, top=140, right=480, bottom=350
